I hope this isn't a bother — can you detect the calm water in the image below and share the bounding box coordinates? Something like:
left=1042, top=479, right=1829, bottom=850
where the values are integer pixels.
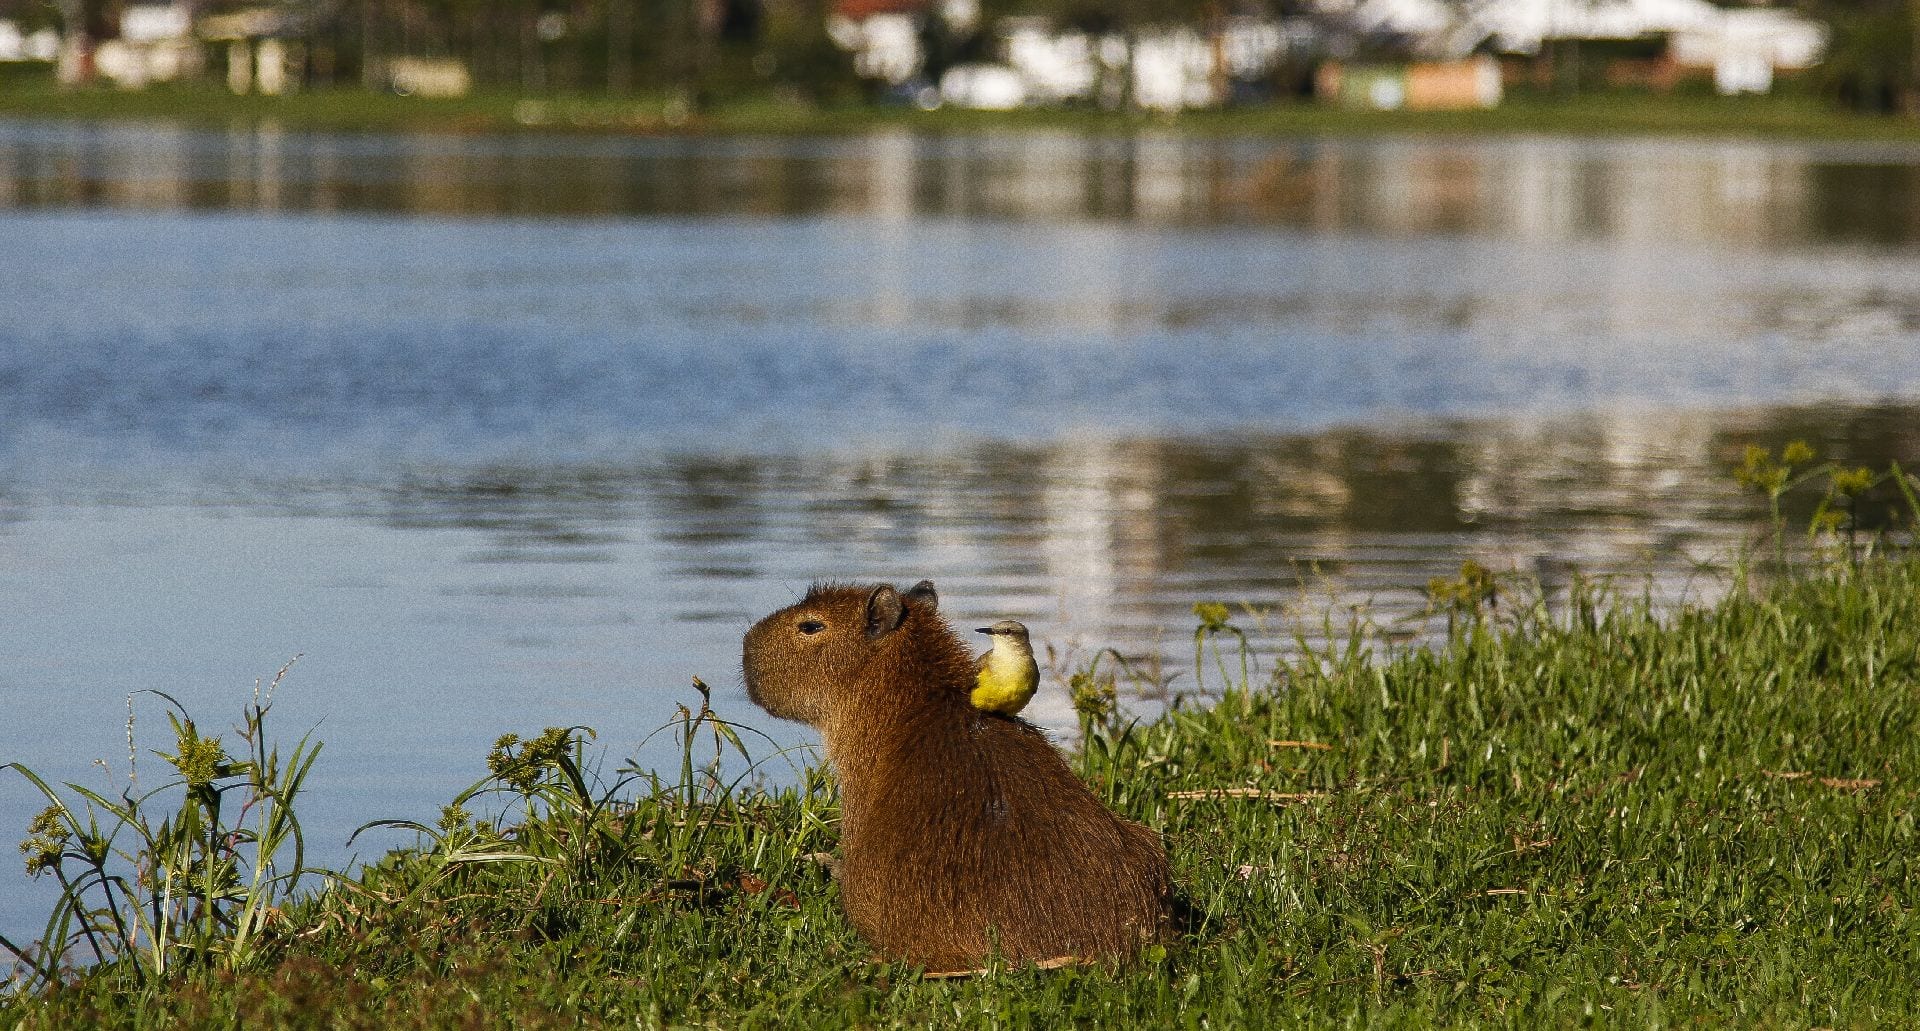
left=4, top=118, right=1920, bottom=938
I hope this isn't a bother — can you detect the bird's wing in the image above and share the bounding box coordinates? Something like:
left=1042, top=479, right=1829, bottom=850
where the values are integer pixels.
left=974, top=649, right=990, bottom=673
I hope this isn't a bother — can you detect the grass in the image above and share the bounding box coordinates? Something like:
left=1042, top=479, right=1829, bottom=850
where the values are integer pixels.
left=4, top=553, right=1917, bottom=1026
left=3, top=448, right=1917, bottom=1026
left=3, top=67, right=1920, bottom=142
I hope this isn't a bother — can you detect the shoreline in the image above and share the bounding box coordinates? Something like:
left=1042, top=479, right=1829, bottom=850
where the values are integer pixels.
left=3, top=81, right=1919, bottom=143
left=5, top=548, right=1918, bottom=1023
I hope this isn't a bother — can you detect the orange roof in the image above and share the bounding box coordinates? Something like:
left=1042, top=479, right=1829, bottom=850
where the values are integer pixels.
left=834, top=0, right=928, bottom=19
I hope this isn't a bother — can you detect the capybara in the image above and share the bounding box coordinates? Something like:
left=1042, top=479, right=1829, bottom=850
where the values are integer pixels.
left=742, top=579, right=1175, bottom=970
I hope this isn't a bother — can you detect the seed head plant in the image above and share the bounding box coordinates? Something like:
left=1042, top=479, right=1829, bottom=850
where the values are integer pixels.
left=1192, top=602, right=1255, bottom=699
left=1733, top=440, right=1829, bottom=569
left=2, top=660, right=317, bottom=990
left=1426, top=559, right=1500, bottom=638
left=1732, top=442, right=1920, bottom=573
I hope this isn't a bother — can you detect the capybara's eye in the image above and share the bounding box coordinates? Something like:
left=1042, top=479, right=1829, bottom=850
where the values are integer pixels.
left=798, top=619, right=826, bottom=635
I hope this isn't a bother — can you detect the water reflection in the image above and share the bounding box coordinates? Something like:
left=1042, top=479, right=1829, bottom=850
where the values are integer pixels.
left=4, top=120, right=1920, bottom=245
left=5, top=212, right=1918, bottom=480
left=327, top=401, right=1920, bottom=669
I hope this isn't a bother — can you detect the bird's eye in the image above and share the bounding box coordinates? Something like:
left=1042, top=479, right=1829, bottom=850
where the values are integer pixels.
left=798, top=620, right=826, bottom=635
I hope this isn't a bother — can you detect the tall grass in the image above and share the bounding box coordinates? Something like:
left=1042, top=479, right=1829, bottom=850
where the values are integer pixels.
left=3, top=661, right=316, bottom=988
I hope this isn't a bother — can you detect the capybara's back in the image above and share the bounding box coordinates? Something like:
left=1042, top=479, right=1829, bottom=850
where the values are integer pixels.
left=742, top=580, right=1175, bottom=969
left=839, top=708, right=1174, bottom=969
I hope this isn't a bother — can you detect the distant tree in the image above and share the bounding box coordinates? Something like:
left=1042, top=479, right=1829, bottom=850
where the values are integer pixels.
left=48, top=0, right=113, bottom=84
left=1803, top=0, right=1918, bottom=114
left=760, top=0, right=860, bottom=103
left=0, top=0, right=58, bottom=31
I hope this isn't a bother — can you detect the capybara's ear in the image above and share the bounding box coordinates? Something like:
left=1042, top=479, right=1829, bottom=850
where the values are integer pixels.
left=865, top=584, right=906, bottom=640
left=905, top=579, right=938, bottom=612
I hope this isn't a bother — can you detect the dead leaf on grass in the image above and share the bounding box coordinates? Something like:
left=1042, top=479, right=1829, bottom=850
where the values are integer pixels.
left=919, top=955, right=1088, bottom=979
left=1760, top=771, right=1880, bottom=791
left=1168, top=788, right=1329, bottom=803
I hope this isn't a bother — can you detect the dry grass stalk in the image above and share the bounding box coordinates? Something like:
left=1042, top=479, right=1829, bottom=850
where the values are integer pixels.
left=1167, top=788, right=1329, bottom=802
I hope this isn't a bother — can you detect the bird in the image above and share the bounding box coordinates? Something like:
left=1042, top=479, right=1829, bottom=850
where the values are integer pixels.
left=972, top=619, right=1039, bottom=716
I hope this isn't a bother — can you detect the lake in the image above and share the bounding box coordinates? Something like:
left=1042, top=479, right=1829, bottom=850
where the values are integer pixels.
left=3, top=118, right=1919, bottom=939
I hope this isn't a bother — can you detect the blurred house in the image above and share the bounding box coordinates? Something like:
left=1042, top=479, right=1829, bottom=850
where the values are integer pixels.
left=387, top=57, right=472, bottom=99
left=940, top=62, right=1026, bottom=109
left=825, top=0, right=1314, bottom=111
left=75, top=2, right=314, bottom=94
left=1317, top=57, right=1502, bottom=110
left=827, top=0, right=927, bottom=87
left=939, top=17, right=1303, bottom=111
left=95, top=4, right=200, bottom=88
left=1669, top=10, right=1825, bottom=94
left=0, top=19, right=60, bottom=63
left=199, top=7, right=305, bottom=94
left=996, top=17, right=1106, bottom=106
left=1327, top=0, right=1825, bottom=95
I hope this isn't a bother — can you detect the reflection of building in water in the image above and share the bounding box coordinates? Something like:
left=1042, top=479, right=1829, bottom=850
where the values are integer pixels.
left=1009, top=414, right=1762, bottom=636
left=1235, top=137, right=1819, bottom=247
left=1131, top=134, right=1195, bottom=222
left=616, top=402, right=1913, bottom=684
left=1450, top=407, right=1746, bottom=606
left=0, top=126, right=1907, bottom=246
left=103, top=124, right=193, bottom=210
left=1494, top=138, right=1595, bottom=242
left=887, top=132, right=1241, bottom=224
left=1037, top=438, right=1152, bottom=646
left=841, top=128, right=923, bottom=329
left=858, top=127, right=918, bottom=221
left=1601, top=141, right=1811, bottom=246
left=1305, top=137, right=1812, bottom=243
left=400, top=136, right=482, bottom=215
left=306, top=134, right=346, bottom=212
left=254, top=123, right=287, bottom=211
left=1000, top=131, right=1095, bottom=217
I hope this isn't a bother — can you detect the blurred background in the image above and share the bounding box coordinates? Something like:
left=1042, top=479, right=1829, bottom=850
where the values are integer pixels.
left=2, top=0, right=1919, bottom=941
left=0, top=0, right=1915, bottom=120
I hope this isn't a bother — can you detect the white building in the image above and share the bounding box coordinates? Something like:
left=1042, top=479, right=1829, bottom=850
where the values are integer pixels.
left=940, top=63, right=1027, bottom=109
left=992, top=18, right=1295, bottom=112
left=0, top=21, right=62, bottom=62
left=1671, top=10, right=1827, bottom=94
left=95, top=4, right=200, bottom=88
left=832, top=3, right=1302, bottom=112
left=1130, top=30, right=1220, bottom=111
left=199, top=7, right=304, bottom=95
left=827, top=3, right=925, bottom=86
left=1327, top=0, right=1826, bottom=94
left=999, top=17, right=1104, bottom=105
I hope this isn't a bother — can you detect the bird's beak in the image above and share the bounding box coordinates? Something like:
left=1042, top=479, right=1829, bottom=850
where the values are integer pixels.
left=975, top=627, right=994, bottom=635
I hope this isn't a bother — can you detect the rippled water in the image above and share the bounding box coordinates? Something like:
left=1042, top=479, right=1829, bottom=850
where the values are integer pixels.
left=3, top=118, right=1919, bottom=938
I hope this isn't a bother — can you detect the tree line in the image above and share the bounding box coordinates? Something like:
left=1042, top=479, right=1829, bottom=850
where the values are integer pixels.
left=0, top=0, right=1914, bottom=114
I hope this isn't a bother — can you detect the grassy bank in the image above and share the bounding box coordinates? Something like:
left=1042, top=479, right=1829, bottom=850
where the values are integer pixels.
left=2, top=71, right=1919, bottom=141
left=4, top=542, right=1917, bottom=1026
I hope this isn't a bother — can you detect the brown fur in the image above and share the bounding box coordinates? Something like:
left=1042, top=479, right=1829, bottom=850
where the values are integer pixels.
left=742, top=580, right=1174, bottom=970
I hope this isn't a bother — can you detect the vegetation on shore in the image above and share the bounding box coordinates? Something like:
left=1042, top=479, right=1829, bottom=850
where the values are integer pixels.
left=3, top=68, right=1920, bottom=142
left=3, top=448, right=1918, bottom=1027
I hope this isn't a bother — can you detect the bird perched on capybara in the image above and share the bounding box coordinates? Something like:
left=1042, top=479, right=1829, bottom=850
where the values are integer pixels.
left=742, top=579, right=1176, bottom=971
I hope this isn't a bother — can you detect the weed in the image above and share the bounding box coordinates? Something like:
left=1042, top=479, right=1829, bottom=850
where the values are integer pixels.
left=1732, top=443, right=1920, bottom=573
left=1425, top=558, right=1500, bottom=635
left=1191, top=601, right=1256, bottom=698
left=2, top=660, right=316, bottom=989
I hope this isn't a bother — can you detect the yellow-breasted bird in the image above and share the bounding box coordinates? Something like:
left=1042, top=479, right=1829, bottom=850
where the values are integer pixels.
left=972, top=619, right=1039, bottom=716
